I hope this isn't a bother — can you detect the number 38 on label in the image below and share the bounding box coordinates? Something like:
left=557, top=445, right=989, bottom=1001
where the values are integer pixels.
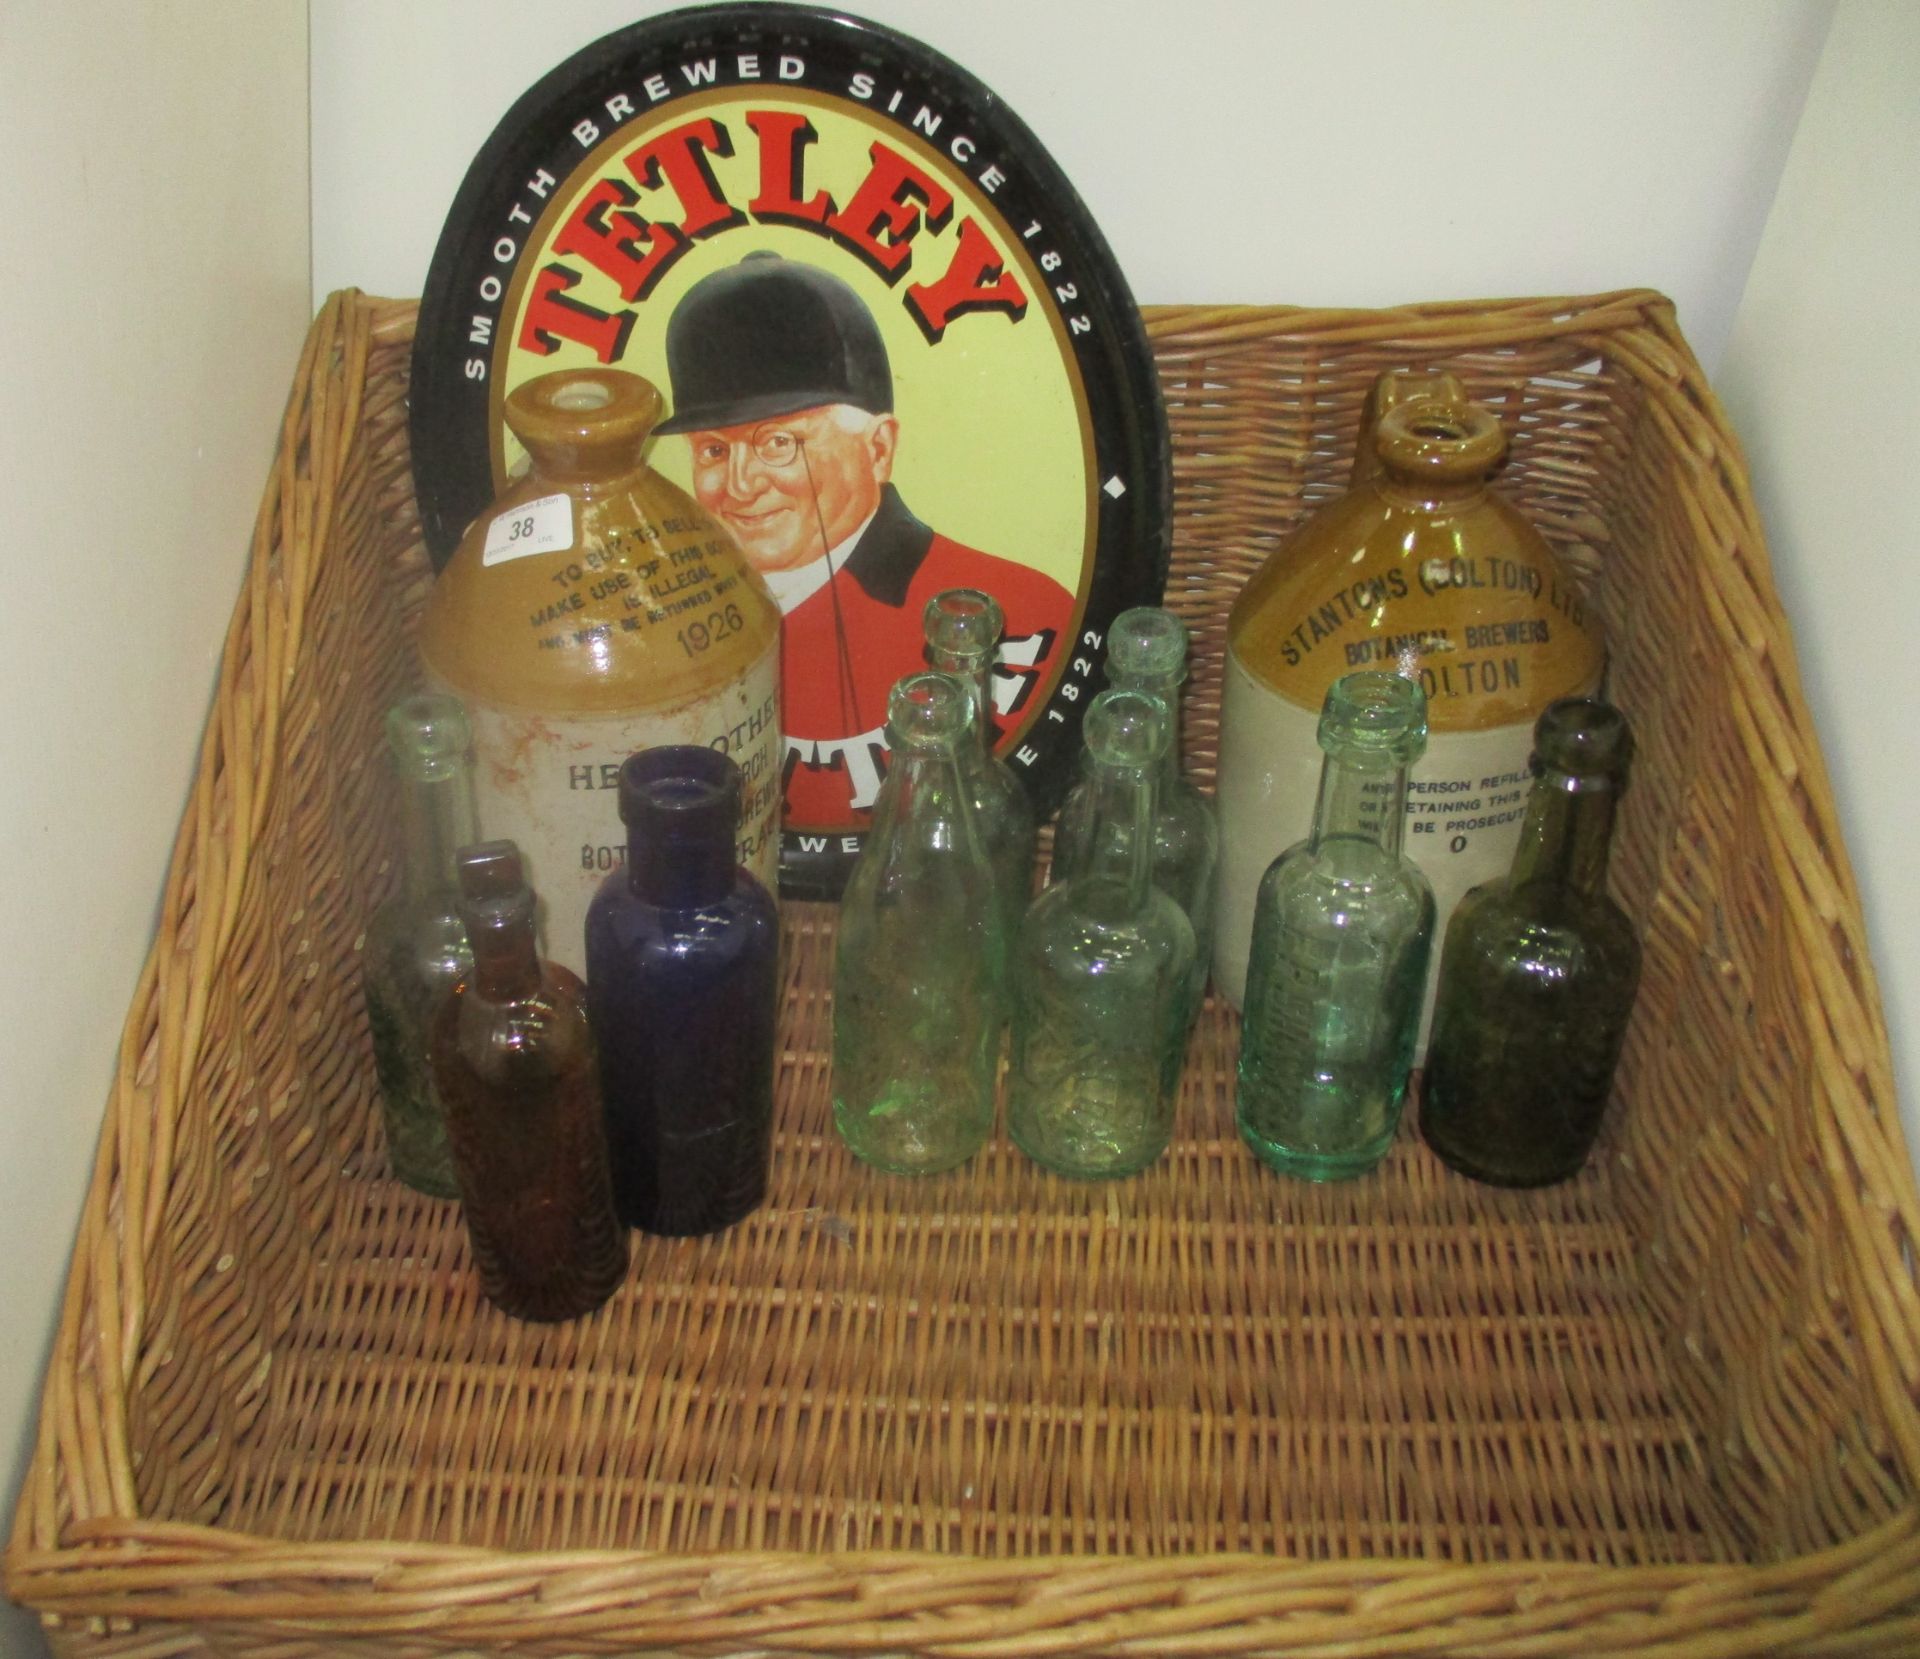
left=482, top=493, right=575, bottom=566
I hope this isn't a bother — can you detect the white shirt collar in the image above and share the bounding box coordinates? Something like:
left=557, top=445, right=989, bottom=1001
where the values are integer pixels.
left=760, top=509, right=878, bottom=615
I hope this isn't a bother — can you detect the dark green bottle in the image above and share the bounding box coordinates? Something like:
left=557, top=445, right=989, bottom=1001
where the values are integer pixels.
left=1421, top=698, right=1641, bottom=1187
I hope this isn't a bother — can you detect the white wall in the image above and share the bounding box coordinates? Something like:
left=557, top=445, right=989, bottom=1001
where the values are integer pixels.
left=0, top=6, right=311, bottom=1655
left=311, top=0, right=1832, bottom=373
left=1718, top=2, right=1920, bottom=1166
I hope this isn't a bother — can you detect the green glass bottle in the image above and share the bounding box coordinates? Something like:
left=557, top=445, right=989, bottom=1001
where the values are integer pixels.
left=1055, top=606, right=1218, bottom=1021
left=923, top=588, right=1037, bottom=935
left=361, top=694, right=477, bottom=1197
left=1236, top=672, right=1435, bottom=1179
left=833, top=672, right=1006, bottom=1175
left=1009, top=689, right=1196, bottom=1179
left=1421, top=698, right=1642, bottom=1187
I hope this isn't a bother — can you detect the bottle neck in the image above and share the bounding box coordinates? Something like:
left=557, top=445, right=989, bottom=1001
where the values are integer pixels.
left=521, top=438, right=649, bottom=491
left=928, top=648, right=994, bottom=758
left=468, top=919, right=544, bottom=1001
left=1109, top=668, right=1184, bottom=782
left=627, top=827, right=734, bottom=907
left=400, top=767, right=477, bottom=902
left=873, top=738, right=980, bottom=861
left=1082, top=758, right=1159, bottom=911
left=1509, top=772, right=1619, bottom=897
left=1308, top=754, right=1408, bottom=859
left=1374, top=472, right=1488, bottom=514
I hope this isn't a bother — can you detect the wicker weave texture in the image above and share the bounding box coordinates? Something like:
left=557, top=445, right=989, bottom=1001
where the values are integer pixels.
left=7, top=291, right=1920, bottom=1655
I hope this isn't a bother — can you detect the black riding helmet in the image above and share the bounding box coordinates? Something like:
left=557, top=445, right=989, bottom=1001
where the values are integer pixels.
left=654, top=252, right=894, bottom=435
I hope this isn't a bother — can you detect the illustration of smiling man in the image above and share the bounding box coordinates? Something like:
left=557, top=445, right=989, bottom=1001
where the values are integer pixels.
left=655, top=251, right=1072, bottom=830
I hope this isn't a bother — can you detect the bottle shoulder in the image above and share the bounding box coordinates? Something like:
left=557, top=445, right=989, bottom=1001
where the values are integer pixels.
left=421, top=470, right=780, bottom=716
left=434, top=966, right=596, bottom=1089
left=587, top=873, right=779, bottom=968
left=1445, top=880, right=1641, bottom=982
left=1224, top=478, right=1605, bottom=725
left=842, top=803, right=1001, bottom=913
left=1261, top=837, right=1432, bottom=901
left=1022, top=876, right=1195, bottom=964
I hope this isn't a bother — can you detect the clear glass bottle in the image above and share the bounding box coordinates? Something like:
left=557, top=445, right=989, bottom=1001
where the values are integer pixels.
left=1214, top=371, right=1605, bottom=1029
left=429, top=841, right=628, bottom=1321
left=1009, top=689, right=1196, bottom=1179
left=922, top=588, right=1037, bottom=935
left=420, top=367, right=782, bottom=976
left=1236, top=672, right=1436, bottom=1179
left=1421, top=698, right=1643, bottom=1187
left=1055, top=606, right=1218, bottom=1021
left=586, top=746, right=780, bottom=1235
left=361, top=694, right=477, bottom=1197
left=833, top=673, right=1006, bottom=1174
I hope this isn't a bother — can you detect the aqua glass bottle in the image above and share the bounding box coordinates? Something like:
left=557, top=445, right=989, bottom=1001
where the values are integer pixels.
left=361, top=694, right=477, bottom=1197
left=1009, top=689, right=1196, bottom=1179
left=1055, top=606, right=1218, bottom=1021
left=923, top=588, right=1037, bottom=933
left=1236, top=672, right=1436, bottom=1179
left=1421, top=698, right=1642, bottom=1187
left=833, top=672, right=1006, bottom=1174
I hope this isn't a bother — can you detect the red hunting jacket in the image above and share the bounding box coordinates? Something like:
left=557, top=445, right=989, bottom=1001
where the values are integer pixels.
left=779, top=485, right=1075, bottom=829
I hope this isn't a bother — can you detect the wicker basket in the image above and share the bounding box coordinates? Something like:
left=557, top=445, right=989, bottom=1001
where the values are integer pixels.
left=8, top=289, right=1920, bottom=1656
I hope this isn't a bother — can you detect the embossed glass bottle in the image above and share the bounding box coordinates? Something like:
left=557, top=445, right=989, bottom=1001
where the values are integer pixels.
left=833, top=673, right=1005, bottom=1175
left=430, top=841, right=628, bottom=1322
left=1421, top=698, right=1642, bottom=1187
left=1009, top=690, right=1196, bottom=1179
left=923, top=588, right=1037, bottom=933
left=586, top=746, right=779, bottom=1235
left=420, top=367, right=781, bottom=977
left=1055, top=606, right=1218, bottom=1020
left=1236, top=673, right=1436, bottom=1179
left=361, top=694, right=477, bottom=1197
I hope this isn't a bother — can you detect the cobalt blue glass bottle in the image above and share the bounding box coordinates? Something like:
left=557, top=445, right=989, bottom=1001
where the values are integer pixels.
left=585, top=745, right=780, bottom=1235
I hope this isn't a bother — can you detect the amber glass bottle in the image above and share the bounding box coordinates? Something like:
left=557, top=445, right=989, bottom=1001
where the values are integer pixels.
left=430, top=841, right=627, bottom=1322
left=420, top=367, right=781, bottom=977
left=1214, top=371, right=1605, bottom=1042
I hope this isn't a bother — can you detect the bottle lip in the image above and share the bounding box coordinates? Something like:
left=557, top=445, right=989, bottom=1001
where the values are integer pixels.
left=1108, top=606, right=1189, bottom=686
left=454, top=838, right=536, bottom=931
left=922, top=587, right=1004, bottom=668
left=1084, top=687, right=1171, bottom=770
left=386, top=693, right=472, bottom=782
left=504, top=367, right=664, bottom=461
left=1317, top=671, right=1429, bottom=765
left=886, top=671, right=974, bottom=750
left=1373, top=396, right=1506, bottom=484
left=618, top=744, right=742, bottom=838
left=1530, top=696, right=1634, bottom=785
